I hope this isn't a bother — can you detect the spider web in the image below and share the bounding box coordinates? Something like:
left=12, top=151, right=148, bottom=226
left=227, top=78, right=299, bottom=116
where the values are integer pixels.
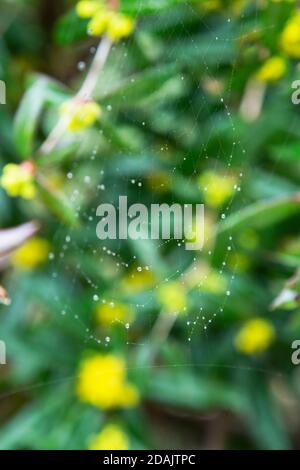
left=45, top=2, right=253, bottom=360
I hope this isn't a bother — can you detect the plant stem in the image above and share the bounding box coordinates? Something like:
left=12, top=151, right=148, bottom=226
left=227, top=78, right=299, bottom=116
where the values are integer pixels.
left=39, top=37, right=112, bottom=155
left=150, top=311, right=178, bottom=345
left=77, top=37, right=112, bottom=100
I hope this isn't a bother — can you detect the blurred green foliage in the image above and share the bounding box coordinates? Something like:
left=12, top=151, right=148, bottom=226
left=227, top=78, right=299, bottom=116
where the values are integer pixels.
left=0, top=0, right=300, bottom=450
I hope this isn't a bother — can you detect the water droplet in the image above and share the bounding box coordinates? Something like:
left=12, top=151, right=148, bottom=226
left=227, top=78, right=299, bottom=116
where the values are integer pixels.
left=78, top=61, right=86, bottom=71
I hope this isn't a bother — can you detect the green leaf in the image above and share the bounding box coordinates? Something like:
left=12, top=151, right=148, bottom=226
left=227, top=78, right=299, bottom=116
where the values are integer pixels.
left=244, top=378, right=290, bottom=450
left=99, top=63, right=180, bottom=106
left=276, top=241, right=300, bottom=268
left=36, top=143, right=78, bottom=166
left=0, top=386, right=71, bottom=450
left=129, top=237, right=168, bottom=275
left=100, top=118, right=142, bottom=152
left=168, top=26, right=236, bottom=66
left=13, top=75, right=69, bottom=158
left=54, top=10, right=88, bottom=45
left=106, top=154, right=162, bottom=176
left=13, top=78, right=48, bottom=158
left=143, top=368, right=247, bottom=413
left=218, top=194, right=300, bottom=235
left=121, top=0, right=199, bottom=15
left=37, top=176, right=79, bottom=227
left=270, top=143, right=300, bottom=162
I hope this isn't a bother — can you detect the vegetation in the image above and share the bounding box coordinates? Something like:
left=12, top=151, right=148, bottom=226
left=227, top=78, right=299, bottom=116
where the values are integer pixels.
left=0, top=0, right=300, bottom=450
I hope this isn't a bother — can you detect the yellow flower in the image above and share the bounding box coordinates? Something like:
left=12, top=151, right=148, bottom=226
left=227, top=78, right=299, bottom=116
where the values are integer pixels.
left=60, top=100, right=101, bottom=132
left=12, top=238, right=51, bottom=270
left=121, top=268, right=157, bottom=295
left=234, top=318, right=275, bottom=355
left=157, top=281, right=187, bottom=314
left=200, top=270, right=227, bottom=295
left=88, top=11, right=135, bottom=41
left=76, top=354, right=139, bottom=409
left=76, top=1, right=104, bottom=18
left=106, top=13, right=135, bottom=42
left=95, top=301, right=135, bottom=327
left=198, top=171, right=236, bottom=208
left=280, top=11, right=300, bottom=58
left=0, top=163, right=36, bottom=200
left=88, top=10, right=113, bottom=36
left=89, top=424, right=129, bottom=451
left=256, top=56, right=286, bottom=82
left=78, top=0, right=135, bottom=42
